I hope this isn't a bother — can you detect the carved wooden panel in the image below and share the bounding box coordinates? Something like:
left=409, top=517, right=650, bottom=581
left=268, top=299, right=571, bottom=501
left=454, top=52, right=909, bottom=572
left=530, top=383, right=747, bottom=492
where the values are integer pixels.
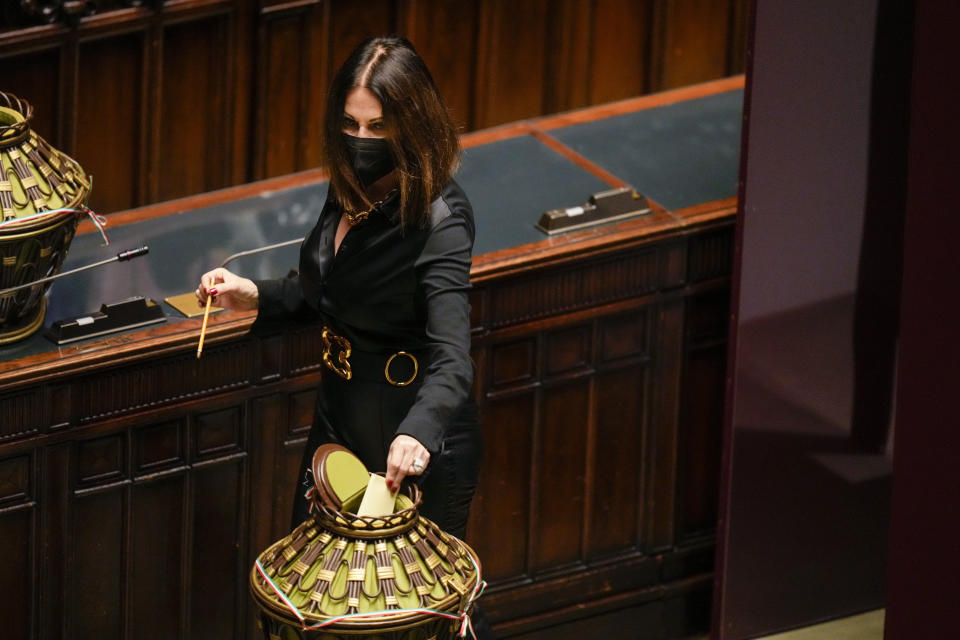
left=130, top=475, right=185, bottom=635
left=401, top=0, right=480, bottom=130
left=588, top=0, right=655, bottom=104
left=71, top=488, right=124, bottom=637
left=654, top=0, right=736, bottom=90
left=255, top=2, right=326, bottom=179
left=0, top=451, right=34, bottom=639
left=158, top=15, right=233, bottom=202
left=76, top=342, right=251, bottom=422
left=469, top=391, right=535, bottom=582
left=689, top=227, right=735, bottom=283
left=532, top=379, right=590, bottom=571
left=490, top=250, right=659, bottom=328
left=473, top=0, right=550, bottom=128
left=135, top=419, right=185, bottom=474
left=589, top=363, right=648, bottom=558
left=0, top=46, right=61, bottom=146
left=0, top=388, right=42, bottom=441
left=76, top=32, right=145, bottom=214
left=0, top=502, right=32, bottom=639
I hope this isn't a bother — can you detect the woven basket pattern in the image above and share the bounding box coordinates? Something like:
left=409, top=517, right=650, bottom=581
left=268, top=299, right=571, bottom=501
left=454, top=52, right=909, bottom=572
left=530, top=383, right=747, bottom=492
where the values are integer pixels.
left=250, top=484, right=481, bottom=640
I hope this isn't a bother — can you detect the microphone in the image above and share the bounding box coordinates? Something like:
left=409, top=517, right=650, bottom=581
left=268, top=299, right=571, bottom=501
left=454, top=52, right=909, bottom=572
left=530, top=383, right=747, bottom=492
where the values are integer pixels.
left=0, top=246, right=149, bottom=297
left=218, top=237, right=304, bottom=268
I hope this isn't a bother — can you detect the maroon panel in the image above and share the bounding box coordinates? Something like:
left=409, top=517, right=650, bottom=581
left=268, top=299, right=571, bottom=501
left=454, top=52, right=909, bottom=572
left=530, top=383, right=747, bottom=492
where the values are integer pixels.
left=134, top=419, right=184, bottom=474
left=474, top=0, right=550, bottom=128
left=194, top=406, right=243, bottom=458
left=589, top=0, right=653, bottom=103
left=599, top=310, right=649, bottom=361
left=327, top=0, right=395, bottom=76
left=0, top=389, right=42, bottom=441
left=532, top=380, right=589, bottom=571
left=0, top=454, right=30, bottom=504
left=657, top=0, right=731, bottom=90
left=0, top=506, right=32, bottom=639
left=288, top=388, right=316, bottom=437
left=71, top=490, right=124, bottom=638
left=490, top=339, right=536, bottom=388
left=47, top=382, right=72, bottom=430
left=588, top=365, right=646, bottom=558
left=543, top=324, right=591, bottom=376
left=41, top=444, right=70, bottom=640
left=130, top=476, right=185, bottom=637
left=678, top=345, right=725, bottom=537
left=159, top=17, right=230, bottom=201
left=77, top=33, right=144, bottom=214
left=190, top=460, right=244, bottom=638
left=261, top=15, right=305, bottom=179
left=401, top=0, right=480, bottom=129
left=469, top=392, right=534, bottom=581
left=0, top=48, right=60, bottom=147
left=76, top=434, right=126, bottom=485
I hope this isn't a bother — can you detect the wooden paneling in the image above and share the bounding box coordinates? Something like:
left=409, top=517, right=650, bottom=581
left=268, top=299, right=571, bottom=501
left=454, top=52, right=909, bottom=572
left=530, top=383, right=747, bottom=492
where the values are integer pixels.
left=401, top=0, right=480, bottom=130
left=0, top=47, right=61, bottom=145
left=327, top=0, right=397, bottom=78
left=533, top=380, right=589, bottom=571
left=0, top=453, right=33, bottom=640
left=71, top=489, right=124, bottom=637
left=473, top=0, right=550, bottom=128
left=0, top=506, right=32, bottom=639
left=158, top=16, right=232, bottom=201
left=76, top=33, right=144, bottom=214
left=654, top=0, right=734, bottom=90
left=590, top=363, right=647, bottom=557
left=469, top=392, right=535, bottom=581
left=130, top=476, right=185, bottom=636
left=0, top=0, right=746, bottom=214
left=589, top=0, right=654, bottom=104
left=255, top=1, right=326, bottom=179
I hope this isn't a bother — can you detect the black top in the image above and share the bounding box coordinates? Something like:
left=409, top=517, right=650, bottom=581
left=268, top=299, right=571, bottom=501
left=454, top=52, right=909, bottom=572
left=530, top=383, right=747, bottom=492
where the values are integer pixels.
left=254, top=180, right=475, bottom=453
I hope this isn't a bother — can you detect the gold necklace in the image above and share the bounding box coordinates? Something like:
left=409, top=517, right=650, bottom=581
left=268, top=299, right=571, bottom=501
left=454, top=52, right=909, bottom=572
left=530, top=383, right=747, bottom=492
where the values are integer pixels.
left=343, top=190, right=397, bottom=225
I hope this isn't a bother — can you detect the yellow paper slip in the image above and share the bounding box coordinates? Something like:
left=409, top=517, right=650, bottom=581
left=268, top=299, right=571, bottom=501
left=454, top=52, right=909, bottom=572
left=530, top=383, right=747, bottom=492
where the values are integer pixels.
left=357, top=474, right=397, bottom=517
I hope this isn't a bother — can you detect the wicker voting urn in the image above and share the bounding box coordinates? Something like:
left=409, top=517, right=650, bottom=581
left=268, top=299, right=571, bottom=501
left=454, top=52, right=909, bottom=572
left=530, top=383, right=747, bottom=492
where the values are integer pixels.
left=251, top=447, right=484, bottom=640
left=0, top=91, right=91, bottom=343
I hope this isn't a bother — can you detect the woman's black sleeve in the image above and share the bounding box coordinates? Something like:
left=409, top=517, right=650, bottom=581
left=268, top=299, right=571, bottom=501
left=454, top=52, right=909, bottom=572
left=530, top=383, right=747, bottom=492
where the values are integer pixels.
left=395, top=211, right=475, bottom=454
left=253, top=274, right=310, bottom=321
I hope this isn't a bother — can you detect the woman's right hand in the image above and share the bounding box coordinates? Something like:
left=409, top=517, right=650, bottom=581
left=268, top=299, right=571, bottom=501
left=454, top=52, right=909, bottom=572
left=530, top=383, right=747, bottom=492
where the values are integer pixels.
left=196, top=268, right=259, bottom=311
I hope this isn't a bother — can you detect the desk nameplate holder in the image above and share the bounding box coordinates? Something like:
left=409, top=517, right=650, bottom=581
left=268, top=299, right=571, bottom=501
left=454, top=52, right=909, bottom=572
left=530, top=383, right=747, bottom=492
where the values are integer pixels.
left=536, top=187, right=651, bottom=235
left=46, top=297, right=166, bottom=344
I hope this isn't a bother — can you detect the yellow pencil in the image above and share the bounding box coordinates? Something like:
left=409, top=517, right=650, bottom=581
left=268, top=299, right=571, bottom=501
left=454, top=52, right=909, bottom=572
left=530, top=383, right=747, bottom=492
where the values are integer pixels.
left=196, top=278, right=214, bottom=358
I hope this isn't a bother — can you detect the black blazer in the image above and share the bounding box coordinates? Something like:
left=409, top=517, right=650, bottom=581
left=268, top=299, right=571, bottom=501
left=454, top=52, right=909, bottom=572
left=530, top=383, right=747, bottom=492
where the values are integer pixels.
left=254, top=180, right=475, bottom=453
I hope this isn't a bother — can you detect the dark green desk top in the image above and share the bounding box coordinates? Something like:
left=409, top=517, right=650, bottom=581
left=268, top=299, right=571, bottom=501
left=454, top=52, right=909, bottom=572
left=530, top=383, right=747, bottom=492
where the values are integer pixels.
left=0, top=84, right=743, bottom=367
left=549, top=89, right=743, bottom=210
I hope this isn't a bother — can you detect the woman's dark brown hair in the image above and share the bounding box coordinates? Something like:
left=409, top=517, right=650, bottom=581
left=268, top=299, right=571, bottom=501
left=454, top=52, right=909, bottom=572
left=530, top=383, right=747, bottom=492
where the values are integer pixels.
left=323, top=36, right=460, bottom=228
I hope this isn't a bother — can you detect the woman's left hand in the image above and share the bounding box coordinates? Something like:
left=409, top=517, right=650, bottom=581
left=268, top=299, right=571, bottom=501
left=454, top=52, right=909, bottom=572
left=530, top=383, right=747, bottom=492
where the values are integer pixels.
left=386, top=434, right=430, bottom=492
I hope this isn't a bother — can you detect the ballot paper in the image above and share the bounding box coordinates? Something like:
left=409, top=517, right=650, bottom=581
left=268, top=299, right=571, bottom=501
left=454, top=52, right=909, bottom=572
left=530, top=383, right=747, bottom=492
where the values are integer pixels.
left=357, top=474, right=397, bottom=517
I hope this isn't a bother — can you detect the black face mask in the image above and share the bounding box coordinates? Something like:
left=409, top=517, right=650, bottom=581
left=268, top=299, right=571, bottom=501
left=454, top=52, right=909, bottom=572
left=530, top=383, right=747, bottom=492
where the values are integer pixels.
left=342, top=134, right=395, bottom=187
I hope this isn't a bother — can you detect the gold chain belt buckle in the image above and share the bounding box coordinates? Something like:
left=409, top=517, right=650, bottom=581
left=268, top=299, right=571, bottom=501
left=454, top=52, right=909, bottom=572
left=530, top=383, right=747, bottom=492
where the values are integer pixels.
left=321, top=326, right=352, bottom=380
left=384, top=351, right=418, bottom=387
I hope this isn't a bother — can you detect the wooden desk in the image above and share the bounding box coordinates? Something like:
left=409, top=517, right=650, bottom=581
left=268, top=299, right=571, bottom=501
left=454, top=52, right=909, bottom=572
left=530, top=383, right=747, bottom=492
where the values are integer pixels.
left=0, top=77, right=742, bottom=639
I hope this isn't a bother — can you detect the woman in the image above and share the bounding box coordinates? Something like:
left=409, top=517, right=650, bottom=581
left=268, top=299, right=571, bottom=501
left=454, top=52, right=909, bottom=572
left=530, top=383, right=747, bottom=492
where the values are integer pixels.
left=197, top=36, right=482, bottom=542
